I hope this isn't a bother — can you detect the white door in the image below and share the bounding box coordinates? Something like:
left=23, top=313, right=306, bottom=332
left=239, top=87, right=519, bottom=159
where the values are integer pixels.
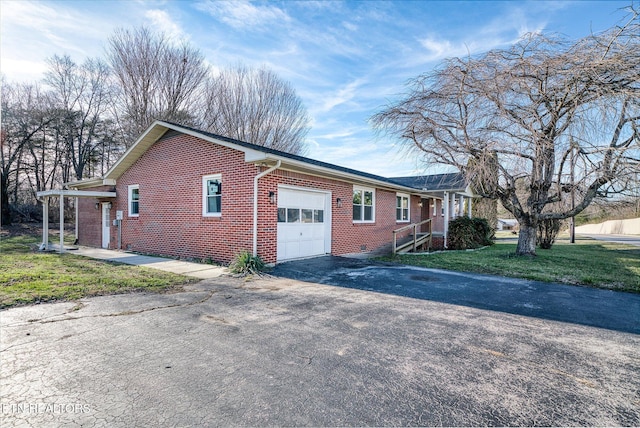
left=277, top=187, right=330, bottom=261
left=102, top=203, right=110, bottom=249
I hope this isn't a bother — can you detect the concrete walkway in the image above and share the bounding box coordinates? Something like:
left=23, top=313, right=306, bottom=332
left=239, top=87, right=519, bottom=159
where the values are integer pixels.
left=57, top=245, right=228, bottom=279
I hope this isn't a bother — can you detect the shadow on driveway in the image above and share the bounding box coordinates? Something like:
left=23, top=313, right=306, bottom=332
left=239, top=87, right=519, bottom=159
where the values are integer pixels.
left=271, top=256, right=640, bottom=335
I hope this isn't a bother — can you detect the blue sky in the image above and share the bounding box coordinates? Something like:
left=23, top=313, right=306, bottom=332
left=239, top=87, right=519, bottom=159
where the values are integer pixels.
left=0, top=0, right=632, bottom=177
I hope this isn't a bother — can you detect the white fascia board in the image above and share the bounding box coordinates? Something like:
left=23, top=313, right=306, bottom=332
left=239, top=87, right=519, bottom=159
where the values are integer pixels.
left=36, top=190, right=117, bottom=198
left=104, top=121, right=170, bottom=180
left=65, top=178, right=117, bottom=189
left=258, top=153, right=430, bottom=196
left=431, top=187, right=474, bottom=197
left=65, top=178, right=103, bottom=189
left=244, top=149, right=268, bottom=163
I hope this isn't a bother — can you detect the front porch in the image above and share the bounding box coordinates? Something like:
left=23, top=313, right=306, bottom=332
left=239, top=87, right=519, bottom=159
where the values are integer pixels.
left=36, top=189, right=116, bottom=253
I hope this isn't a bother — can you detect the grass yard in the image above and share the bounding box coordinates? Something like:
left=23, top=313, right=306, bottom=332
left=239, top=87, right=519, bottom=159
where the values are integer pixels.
left=1, top=224, right=198, bottom=308
left=381, top=236, right=640, bottom=293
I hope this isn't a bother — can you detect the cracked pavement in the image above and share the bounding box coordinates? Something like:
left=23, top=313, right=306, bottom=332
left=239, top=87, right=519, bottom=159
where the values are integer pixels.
left=1, top=276, right=639, bottom=426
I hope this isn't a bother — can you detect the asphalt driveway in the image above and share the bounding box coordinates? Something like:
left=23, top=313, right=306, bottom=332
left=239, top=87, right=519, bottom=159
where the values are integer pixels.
left=2, top=275, right=639, bottom=426
left=272, top=256, right=640, bottom=334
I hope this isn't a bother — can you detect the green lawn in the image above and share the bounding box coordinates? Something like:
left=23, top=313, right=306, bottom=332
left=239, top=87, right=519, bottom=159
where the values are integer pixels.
left=380, top=237, right=640, bottom=293
left=1, top=227, right=198, bottom=308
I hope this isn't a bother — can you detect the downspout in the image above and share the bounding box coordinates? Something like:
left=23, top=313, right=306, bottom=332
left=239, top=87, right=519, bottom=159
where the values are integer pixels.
left=253, top=160, right=281, bottom=257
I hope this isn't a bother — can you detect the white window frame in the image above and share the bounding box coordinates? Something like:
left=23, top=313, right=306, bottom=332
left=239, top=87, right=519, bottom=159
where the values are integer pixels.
left=396, top=193, right=410, bottom=223
left=352, top=186, right=375, bottom=223
left=128, top=184, right=139, bottom=217
left=202, top=174, right=222, bottom=217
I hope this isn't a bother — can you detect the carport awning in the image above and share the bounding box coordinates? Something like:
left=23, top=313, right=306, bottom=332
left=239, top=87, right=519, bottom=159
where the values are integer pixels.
left=36, top=189, right=117, bottom=254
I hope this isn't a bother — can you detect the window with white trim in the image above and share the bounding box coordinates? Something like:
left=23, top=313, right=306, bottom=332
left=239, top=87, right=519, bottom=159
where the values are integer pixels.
left=202, top=174, right=222, bottom=216
left=128, top=185, right=139, bottom=217
left=353, top=186, right=375, bottom=223
left=396, top=193, right=410, bottom=222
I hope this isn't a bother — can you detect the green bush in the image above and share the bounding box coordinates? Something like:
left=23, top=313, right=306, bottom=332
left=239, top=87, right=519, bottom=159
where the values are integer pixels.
left=448, top=216, right=494, bottom=250
left=229, top=251, right=266, bottom=276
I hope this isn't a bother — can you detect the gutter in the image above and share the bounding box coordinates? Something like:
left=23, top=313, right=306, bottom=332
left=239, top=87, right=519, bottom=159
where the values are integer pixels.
left=253, top=160, right=281, bottom=257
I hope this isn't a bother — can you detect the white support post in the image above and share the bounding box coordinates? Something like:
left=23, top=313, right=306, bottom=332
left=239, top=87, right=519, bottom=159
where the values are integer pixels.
left=75, top=197, right=79, bottom=243
left=467, top=197, right=473, bottom=217
left=443, top=192, right=449, bottom=248
left=458, top=194, right=464, bottom=217
left=449, top=192, right=456, bottom=220
left=42, top=198, right=49, bottom=249
left=59, top=196, right=64, bottom=253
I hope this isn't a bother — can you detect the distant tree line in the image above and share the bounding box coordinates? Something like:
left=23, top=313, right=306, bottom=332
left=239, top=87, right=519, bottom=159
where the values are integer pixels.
left=1, top=26, right=310, bottom=225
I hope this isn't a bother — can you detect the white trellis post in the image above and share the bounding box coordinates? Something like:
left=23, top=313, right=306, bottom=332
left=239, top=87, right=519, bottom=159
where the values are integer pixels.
left=59, top=195, right=64, bottom=253
left=443, top=192, right=450, bottom=248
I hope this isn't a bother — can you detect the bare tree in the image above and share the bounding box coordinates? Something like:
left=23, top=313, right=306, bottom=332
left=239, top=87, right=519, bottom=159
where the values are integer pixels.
left=107, top=27, right=209, bottom=142
left=201, top=65, right=310, bottom=155
left=1, top=79, right=55, bottom=224
left=373, top=9, right=640, bottom=256
left=44, top=55, right=113, bottom=181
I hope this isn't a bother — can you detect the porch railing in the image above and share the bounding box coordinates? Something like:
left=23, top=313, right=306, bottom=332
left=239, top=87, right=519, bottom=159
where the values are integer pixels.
left=392, top=219, right=432, bottom=255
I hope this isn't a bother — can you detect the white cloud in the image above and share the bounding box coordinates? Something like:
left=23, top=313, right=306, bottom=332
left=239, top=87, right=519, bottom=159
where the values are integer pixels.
left=0, top=1, right=111, bottom=81
left=145, top=9, right=187, bottom=42
left=195, top=0, right=290, bottom=30
left=0, top=58, right=48, bottom=82
left=413, top=6, right=548, bottom=65
left=315, top=129, right=356, bottom=140
left=318, top=78, right=366, bottom=113
left=418, top=36, right=460, bottom=62
left=342, top=21, right=358, bottom=32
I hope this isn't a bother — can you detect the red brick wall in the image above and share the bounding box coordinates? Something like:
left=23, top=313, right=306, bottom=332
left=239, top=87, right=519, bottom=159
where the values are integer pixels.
left=83, top=132, right=429, bottom=264
left=77, top=185, right=115, bottom=248
left=425, top=198, right=445, bottom=233
left=258, top=171, right=425, bottom=260
left=114, top=132, right=257, bottom=263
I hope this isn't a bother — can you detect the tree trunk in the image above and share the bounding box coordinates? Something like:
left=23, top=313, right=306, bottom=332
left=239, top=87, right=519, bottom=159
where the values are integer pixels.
left=516, top=224, right=537, bottom=256
left=1, top=173, right=11, bottom=225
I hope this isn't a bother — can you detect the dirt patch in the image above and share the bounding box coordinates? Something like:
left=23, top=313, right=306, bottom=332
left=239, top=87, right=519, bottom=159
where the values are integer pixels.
left=1, top=222, right=72, bottom=238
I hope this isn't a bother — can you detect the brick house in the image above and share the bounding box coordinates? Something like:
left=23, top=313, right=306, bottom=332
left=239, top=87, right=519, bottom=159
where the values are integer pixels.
left=39, top=121, right=474, bottom=264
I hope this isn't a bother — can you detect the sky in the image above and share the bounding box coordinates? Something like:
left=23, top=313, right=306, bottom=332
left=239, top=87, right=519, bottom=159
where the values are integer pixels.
left=0, top=0, right=633, bottom=177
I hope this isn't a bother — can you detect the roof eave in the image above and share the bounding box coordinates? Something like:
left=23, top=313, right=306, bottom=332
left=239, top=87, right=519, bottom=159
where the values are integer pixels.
left=99, top=120, right=438, bottom=196
left=103, top=121, right=171, bottom=181
left=64, top=178, right=116, bottom=189
left=257, top=153, right=431, bottom=195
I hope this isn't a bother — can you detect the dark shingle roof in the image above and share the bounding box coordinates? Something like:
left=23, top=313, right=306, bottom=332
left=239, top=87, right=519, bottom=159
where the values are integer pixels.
left=390, top=173, right=467, bottom=192
left=163, top=121, right=419, bottom=190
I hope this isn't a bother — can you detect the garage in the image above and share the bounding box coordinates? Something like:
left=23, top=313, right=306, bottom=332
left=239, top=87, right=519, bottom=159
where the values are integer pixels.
left=277, top=186, right=331, bottom=261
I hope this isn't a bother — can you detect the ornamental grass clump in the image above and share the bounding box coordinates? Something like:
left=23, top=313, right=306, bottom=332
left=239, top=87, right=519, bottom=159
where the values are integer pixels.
left=229, top=251, right=266, bottom=276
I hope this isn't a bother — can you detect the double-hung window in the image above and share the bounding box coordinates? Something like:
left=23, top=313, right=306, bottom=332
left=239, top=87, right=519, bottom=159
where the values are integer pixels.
left=353, top=186, right=375, bottom=223
left=202, top=174, right=222, bottom=216
left=128, top=184, right=139, bottom=217
left=396, top=193, right=410, bottom=222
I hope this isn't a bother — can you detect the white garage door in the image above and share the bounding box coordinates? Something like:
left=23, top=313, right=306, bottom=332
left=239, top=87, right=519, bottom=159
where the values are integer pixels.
left=277, top=187, right=330, bottom=261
